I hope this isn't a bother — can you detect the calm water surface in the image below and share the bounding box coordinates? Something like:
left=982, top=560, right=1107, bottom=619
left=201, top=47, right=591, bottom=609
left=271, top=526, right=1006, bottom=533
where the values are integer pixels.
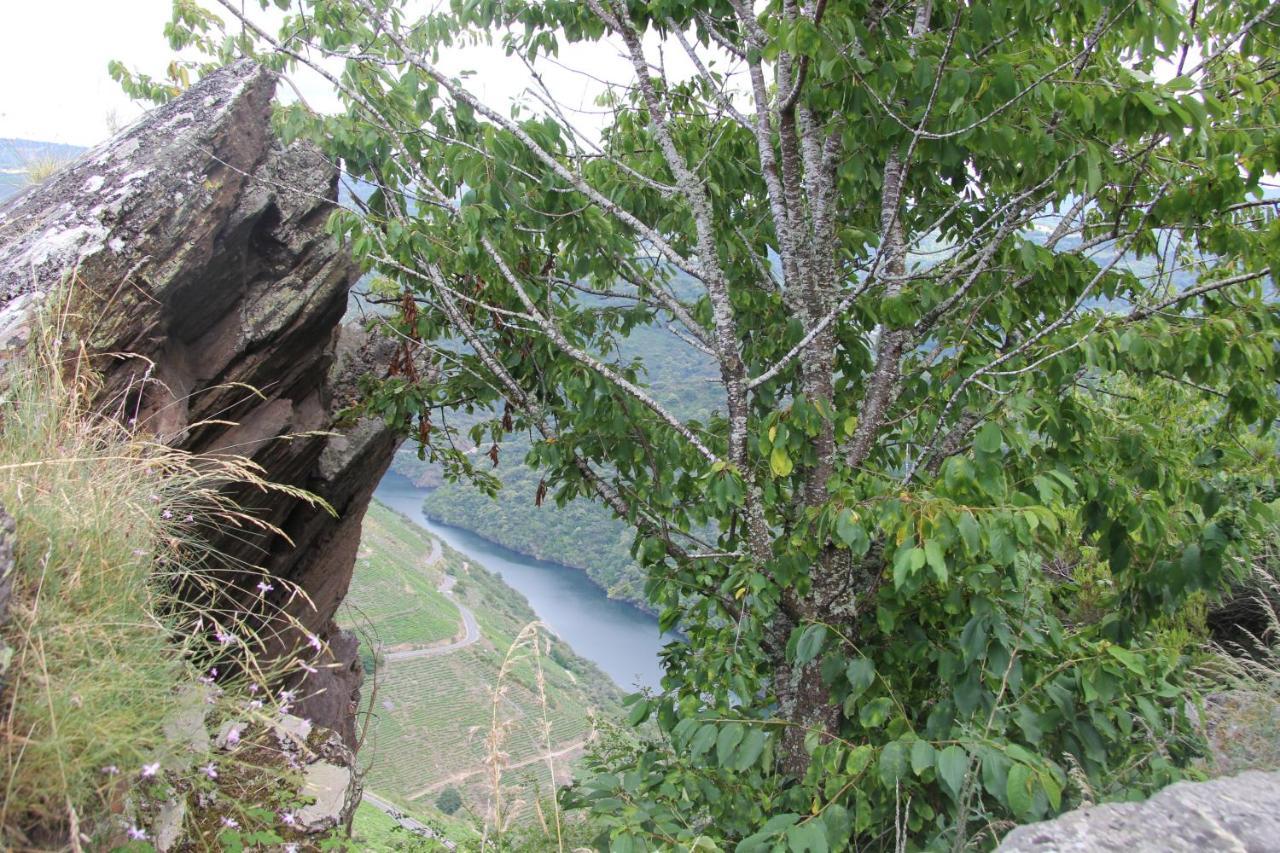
left=374, top=470, right=675, bottom=691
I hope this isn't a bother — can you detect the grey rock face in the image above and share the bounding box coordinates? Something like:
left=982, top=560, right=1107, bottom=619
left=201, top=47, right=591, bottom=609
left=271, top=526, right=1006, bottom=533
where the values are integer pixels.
left=997, top=770, right=1280, bottom=852
left=0, top=61, right=400, bottom=747
left=0, top=505, right=14, bottom=690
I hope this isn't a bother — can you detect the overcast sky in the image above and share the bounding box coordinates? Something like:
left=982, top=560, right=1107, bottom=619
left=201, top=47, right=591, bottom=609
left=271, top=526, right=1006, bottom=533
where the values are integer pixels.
left=0, top=0, right=180, bottom=145
left=0, top=0, right=714, bottom=151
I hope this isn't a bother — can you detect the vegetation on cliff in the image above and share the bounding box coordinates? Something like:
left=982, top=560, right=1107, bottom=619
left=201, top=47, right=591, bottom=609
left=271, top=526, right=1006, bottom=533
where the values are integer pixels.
left=126, top=0, right=1280, bottom=849
left=0, top=316, right=354, bottom=849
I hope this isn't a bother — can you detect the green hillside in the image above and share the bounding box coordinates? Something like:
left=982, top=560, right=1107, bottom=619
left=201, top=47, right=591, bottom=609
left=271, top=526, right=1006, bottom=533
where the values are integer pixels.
left=341, top=502, right=622, bottom=842
left=413, top=443, right=649, bottom=609
left=344, top=502, right=460, bottom=654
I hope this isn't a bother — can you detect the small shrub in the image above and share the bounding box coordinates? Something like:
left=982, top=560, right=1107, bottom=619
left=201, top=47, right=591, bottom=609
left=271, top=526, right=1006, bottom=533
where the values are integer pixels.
left=435, top=786, right=462, bottom=816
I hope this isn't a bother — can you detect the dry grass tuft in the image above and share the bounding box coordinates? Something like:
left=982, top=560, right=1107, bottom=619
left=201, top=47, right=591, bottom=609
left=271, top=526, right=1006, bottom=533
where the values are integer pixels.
left=1198, top=564, right=1280, bottom=777
left=0, top=299, right=331, bottom=848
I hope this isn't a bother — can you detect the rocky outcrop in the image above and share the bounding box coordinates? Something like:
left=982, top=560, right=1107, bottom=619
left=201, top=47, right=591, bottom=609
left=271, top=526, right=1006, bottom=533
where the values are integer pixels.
left=0, top=505, right=13, bottom=684
left=997, top=770, right=1280, bottom=852
left=0, top=61, right=399, bottom=746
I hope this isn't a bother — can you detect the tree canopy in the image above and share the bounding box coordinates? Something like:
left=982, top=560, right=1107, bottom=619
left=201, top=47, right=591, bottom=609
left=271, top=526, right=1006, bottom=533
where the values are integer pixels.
left=134, top=0, right=1280, bottom=847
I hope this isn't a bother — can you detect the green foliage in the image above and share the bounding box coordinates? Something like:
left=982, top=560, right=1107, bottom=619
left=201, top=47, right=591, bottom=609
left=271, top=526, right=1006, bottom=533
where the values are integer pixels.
left=342, top=501, right=464, bottom=648
left=435, top=787, right=463, bottom=816
left=149, top=0, right=1280, bottom=847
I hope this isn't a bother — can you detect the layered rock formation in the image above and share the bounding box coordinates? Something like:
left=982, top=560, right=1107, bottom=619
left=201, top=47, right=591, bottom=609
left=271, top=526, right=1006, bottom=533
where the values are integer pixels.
left=0, top=60, right=398, bottom=747
left=998, top=769, right=1280, bottom=851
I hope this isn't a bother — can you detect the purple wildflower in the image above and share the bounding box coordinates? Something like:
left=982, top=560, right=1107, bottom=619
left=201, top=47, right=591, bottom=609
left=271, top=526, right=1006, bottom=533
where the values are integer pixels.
left=140, top=762, right=160, bottom=779
left=161, top=509, right=173, bottom=520
left=255, top=581, right=274, bottom=594
left=280, top=811, right=296, bottom=826
left=225, top=725, right=242, bottom=746
left=221, top=816, right=239, bottom=829
left=127, top=826, right=148, bottom=841
left=101, top=764, right=119, bottom=776
left=203, top=762, right=218, bottom=780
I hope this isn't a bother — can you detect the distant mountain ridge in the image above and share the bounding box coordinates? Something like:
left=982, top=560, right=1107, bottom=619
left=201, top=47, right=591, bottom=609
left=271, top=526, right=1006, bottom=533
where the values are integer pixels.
left=0, top=138, right=88, bottom=201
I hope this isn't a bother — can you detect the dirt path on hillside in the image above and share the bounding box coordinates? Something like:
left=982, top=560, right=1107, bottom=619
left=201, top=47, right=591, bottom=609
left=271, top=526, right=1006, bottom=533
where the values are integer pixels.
left=405, top=738, right=591, bottom=801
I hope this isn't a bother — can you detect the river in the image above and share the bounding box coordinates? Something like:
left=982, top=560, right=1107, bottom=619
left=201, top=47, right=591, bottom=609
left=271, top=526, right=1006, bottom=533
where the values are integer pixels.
left=373, top=470, right=675, bottom=692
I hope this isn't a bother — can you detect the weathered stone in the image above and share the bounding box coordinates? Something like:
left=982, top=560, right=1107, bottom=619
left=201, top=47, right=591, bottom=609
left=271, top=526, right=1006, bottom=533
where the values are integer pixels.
left=297, top=761, right=353, bottom=832
left=997, top=770, right=1280, bottom=852
left=153, top=797, right=186, bottom=853
left=160, top=684, right=212, bottom=772
left=0, top=61, right=401, bottom=746
left=273, top=712, right=315, bottom=750
left=0, top=504, right=14, bottom=690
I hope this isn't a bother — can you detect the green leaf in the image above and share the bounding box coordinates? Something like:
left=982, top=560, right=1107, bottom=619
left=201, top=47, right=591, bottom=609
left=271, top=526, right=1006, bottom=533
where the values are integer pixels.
left=785, top=821, right=829, bottom=853
left=878, top=741, right=910, bottom=788
left=1039, top=768, right=1063, bottom=811
left=836, top=509, right=869, bottom=556
left=716, top=723, right=745, bottom=766
left=820, top=805, right=851, bottom=848
left=910, top=740, right=936, bottom=776
left=924, top=539, right=948, bottom=583
left=975, top=423, right=1003, bottom=453
left=1007, top=764, right=1035, bottom=819
left=893, top=546, right=926, bottom=590
left=846, top=744, right=874, bottom=775
left=691, top=723, right=717, bottom=759
left=736, top=814, right=801, bottom=853
left=1106, top=644, right=1147, bottom=676
left=860, top=697, right=893, bottom=728
left=626, top=698, right=651, bottom=726
left=980, top=748, right=1011, bottom=802
left=846, top=657, right=875, bottom=701
left=732, top=728, right=768, bottom=771
left=770, top=446, right=794, bottom=477
left=795, top=624, right=828, bottom=665
left=958, top=512, right=981, bottom=553
left=936, top=745, right=969, bottom=800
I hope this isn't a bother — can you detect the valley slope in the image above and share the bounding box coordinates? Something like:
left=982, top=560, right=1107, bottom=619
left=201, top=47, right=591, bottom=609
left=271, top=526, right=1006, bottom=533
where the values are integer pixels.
left=343, top=501, right=623, bottom=846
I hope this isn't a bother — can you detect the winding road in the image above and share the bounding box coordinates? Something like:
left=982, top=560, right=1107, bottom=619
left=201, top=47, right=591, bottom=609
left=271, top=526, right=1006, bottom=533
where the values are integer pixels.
left=362, top=790, right=455, bottom=849
left=383, top=565, right=480, bottom=663
left=362, top=520, right=590, bottom=829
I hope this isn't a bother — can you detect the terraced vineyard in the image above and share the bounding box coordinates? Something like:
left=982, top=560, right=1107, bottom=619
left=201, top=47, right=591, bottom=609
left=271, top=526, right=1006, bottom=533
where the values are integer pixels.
left=344, top=499, right=622, bottom=828
left=363, top=646, right=595, bottom=800
left=342, top=502, right=460, bottom=650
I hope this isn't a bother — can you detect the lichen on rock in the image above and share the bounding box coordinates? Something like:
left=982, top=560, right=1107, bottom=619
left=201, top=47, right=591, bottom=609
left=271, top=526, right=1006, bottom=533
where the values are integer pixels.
left=0, top=60, right=400, bottom=759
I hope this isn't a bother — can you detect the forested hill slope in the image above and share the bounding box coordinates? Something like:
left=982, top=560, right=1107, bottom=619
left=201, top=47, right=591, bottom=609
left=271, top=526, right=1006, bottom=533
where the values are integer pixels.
left=392, top=291, right=721, bottom=610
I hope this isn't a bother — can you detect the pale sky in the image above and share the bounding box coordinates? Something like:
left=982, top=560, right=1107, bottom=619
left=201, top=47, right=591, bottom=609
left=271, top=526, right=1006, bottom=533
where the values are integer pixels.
left=1, top=0, right=179, bottom=145
left=0, top=0, right=715, bottom=150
